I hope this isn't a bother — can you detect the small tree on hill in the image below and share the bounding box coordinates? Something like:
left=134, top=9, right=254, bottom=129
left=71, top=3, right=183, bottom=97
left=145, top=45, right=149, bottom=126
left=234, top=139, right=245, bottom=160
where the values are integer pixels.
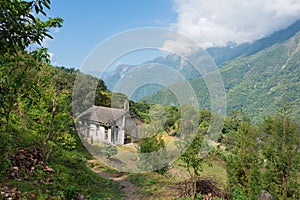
left=225, top=121, right=262, bottom=199
left=261, top=109, right=300, bottom=200
left=138, top=123, right=169, bottom=174
left=102, top=144, right=118, bottom=159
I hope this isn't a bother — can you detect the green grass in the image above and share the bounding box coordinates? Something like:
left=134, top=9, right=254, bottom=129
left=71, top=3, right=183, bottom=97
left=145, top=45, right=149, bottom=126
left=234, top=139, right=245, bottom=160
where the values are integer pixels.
left=91, top=160, right=119, bottom=174
left=1, top=129, right=229, bottom=200
left=90, top=159, right=176, bottom=199
left=167, top=158, right=227, bottom=187
left=201, top=160, right=227, bottom=188
left=127, top=172, right=174, bottom=199
left=1, top=149, right=123, bottom=200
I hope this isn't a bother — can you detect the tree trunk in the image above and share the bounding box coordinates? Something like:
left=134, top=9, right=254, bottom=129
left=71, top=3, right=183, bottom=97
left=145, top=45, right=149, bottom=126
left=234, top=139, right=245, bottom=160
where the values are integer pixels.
left=43, top=103, right=57, bottom=161
left=285, top=138, right=291, bottom=200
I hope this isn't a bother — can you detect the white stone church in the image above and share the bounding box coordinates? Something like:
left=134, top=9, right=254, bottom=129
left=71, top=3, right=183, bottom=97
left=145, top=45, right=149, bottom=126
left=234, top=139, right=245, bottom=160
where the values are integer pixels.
left=77, top=101, right=142, bottom=145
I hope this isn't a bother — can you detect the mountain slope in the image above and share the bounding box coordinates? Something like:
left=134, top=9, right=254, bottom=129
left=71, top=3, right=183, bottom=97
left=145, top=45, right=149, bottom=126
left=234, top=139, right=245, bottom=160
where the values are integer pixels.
left=103, top=20, right=300, bottom=102
left=145, top=32, right=300, bottom=122
left=207, top=20, right=300, bottom=65
left=103, top=54, right=201, bottom=101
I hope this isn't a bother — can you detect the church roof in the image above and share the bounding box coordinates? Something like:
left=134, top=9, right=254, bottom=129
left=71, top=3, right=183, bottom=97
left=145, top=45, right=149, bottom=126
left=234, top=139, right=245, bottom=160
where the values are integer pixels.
left=78, top=105, right=126, bottom=125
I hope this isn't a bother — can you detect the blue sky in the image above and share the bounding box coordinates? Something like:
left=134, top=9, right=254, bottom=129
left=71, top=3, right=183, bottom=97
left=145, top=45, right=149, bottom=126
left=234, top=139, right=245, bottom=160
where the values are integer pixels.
left=45, top=0, right=300, bottom=69
left=45, top=0, right=177, bottom=68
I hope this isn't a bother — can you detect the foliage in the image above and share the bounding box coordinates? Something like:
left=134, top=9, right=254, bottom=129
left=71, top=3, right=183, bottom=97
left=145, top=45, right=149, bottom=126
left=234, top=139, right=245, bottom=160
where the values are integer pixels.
left=0, top=0, right=63, bottom=53
left=72, top=72, right=116, bottom=116
left=0, top=62, right=122, bottom=198
left=232, top=187, right=245, bottom=200
left=101, top=144, right=118, bottom=159
left=56, top=132, right=76, bottom=151
left=130, top=100, right=151, bottom=122
left=225, top=121, right=262, bottom=198
left=222, top=107, right=300, bottom=199
left=177, top=133, right=204, bottom=177
left=0, top=1, right=123, bottom=198
left=164, top=106, right=181, bottom=134
left=138, top=132, right=169, bottom=174
left=261, top=111, right=300, bottom=199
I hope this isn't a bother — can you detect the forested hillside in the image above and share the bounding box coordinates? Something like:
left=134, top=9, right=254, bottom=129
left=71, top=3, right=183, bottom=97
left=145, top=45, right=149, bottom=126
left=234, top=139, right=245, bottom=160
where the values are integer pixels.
left=146, top=31, right=300, bottom=122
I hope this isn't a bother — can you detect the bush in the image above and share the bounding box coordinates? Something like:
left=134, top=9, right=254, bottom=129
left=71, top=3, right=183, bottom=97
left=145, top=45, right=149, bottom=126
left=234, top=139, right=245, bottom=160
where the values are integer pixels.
left=56, top=132, right=76, bottom=151
left=138, top=135, right=169, bottom=174
left=232, top=188, right=245, bottom=200
left=101, top=144, right=118, bottom=159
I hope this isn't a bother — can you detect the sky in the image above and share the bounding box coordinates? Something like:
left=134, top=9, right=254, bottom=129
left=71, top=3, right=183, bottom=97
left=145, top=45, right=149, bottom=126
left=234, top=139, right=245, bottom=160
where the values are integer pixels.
left=44, top=0, right=300, bottom=68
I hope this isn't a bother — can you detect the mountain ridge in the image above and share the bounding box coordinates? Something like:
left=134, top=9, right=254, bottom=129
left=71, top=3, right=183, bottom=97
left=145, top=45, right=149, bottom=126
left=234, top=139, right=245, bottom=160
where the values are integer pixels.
left=144, top=31, right=300, bottom=122
left=102, top=21, right=300, bottom=122
left=207, top=20, right=300, bottom=65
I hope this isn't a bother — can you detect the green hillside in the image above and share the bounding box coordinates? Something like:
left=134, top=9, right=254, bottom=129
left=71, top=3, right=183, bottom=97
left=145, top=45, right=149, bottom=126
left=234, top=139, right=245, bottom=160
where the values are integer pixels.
left=1, top=1, right=299, bottom=199
left=145, top=32, right=300, bottom=122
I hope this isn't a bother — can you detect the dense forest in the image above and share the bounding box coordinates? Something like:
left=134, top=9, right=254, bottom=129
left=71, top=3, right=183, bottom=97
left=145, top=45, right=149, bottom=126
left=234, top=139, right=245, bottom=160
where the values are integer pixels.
left=0, top=1, right=299, bottom=200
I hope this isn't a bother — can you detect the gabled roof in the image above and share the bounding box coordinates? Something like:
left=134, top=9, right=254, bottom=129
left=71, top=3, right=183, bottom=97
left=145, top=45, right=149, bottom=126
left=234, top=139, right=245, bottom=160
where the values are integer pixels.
left=78, top=105, right=127, bottom=125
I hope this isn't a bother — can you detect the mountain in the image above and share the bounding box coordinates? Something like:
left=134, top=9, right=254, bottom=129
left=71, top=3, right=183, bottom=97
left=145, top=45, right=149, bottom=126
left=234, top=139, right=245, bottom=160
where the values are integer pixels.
left=102, top=21, right=300, bottom=120
left=145, top=31, right=300, bottom=122
left=207, top=20, right=300, bottom=65
left=102, top=63, right=136, bottom=90
left=102, top=54, right=201, bottom=101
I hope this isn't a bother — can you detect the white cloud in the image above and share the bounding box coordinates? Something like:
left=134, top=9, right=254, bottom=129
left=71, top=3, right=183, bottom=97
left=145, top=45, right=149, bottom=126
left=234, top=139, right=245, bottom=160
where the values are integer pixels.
left=171, top=0, right=300, bottom=48
left=161, top=37, right=199, bottom=56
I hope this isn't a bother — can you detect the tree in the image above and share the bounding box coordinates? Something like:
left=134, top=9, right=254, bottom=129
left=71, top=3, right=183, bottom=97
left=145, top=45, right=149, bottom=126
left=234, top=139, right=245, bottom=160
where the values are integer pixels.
left=138, top=125, right=169, bottom=174
left=13, top=62, right=75, bottom=161
left=0, top=50, right=48, bottom=150
left=225, top=121, right=262, bottom=199
left=0, top=0, right=63, bottom=142
left=261, top=110, right=300, bottom=200
left=72, top=73, right=113, bottom=116
left=173, top=105, right=206, bottom=199
left=178, top=133, right=204, bottom=178
left=0, top=0, right=63, bottom=54
left=164, top=106, right=180, bottom=134
left=176, top=105, right=203, bottom=178
left=0, top=0, right=65, bottom=167
left=102, top=144, right=118, bottom=159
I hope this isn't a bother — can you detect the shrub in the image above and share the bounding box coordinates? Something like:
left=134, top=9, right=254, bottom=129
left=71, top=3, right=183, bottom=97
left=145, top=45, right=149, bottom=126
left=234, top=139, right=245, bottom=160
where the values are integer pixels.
left=232, top=188, right=245, bottom=200
left=101, top=144, right=118, bottom=159
left=56, top=132, right=76, bottom=151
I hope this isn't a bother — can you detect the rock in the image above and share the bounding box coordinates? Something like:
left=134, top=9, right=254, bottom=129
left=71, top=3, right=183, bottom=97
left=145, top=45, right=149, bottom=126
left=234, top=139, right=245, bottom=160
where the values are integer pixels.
left=1, top=186, right=22, bottom=199
left=12, top=166, right=19, bottom=171
left=43, top=165, right=55, bottom=173
left=258, top=190, right=274, bottom=200
left=77, top=193, right=85, bottom=200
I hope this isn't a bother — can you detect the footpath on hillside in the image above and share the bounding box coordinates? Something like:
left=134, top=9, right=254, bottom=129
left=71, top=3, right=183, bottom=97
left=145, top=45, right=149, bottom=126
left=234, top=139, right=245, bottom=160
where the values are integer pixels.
left=88, top=160, right=143, bottom=200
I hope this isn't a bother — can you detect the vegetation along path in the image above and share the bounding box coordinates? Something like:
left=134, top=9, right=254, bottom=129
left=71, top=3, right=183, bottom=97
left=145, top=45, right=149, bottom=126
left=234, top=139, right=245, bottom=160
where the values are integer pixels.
left=89, top=160, right=142, bottom=200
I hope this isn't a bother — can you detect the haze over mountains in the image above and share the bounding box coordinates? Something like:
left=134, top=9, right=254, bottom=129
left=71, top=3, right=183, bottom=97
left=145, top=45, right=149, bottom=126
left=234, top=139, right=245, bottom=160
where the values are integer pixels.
left=103, top=20, right=300, bottom=122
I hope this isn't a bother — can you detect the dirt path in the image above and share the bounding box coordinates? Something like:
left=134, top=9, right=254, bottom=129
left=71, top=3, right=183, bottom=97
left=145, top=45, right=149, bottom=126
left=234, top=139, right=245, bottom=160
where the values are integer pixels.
left=91, top=165, right=142, bottom=199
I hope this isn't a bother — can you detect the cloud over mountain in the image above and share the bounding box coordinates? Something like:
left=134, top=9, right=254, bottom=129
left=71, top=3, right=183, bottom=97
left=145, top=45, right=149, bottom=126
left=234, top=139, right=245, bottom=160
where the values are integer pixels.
left=171, top=0, right=300, bottom=47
